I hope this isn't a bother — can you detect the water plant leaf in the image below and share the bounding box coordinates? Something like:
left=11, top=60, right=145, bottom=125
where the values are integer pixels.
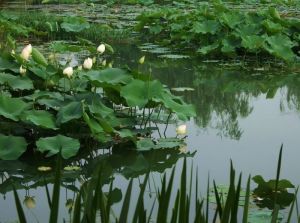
left=61, top=16, right=90, bottom=32
left=32, top=48, right=48, bottom=67
left=36, top=135, right=80, bottom=159
left=154, top=91, right=196, bottom=121
left=192, top=20, right=220, bottom=34
left=219, top=12, right=243, bottom=29
left=121, top=79, right=163, bottom=108
left=21, top=110, right=57, bottom=130
left=0, top=72, right=33, bottom=90
left=0, top=57, right=19, bottom=72
left=56, top=101, right=83, bottom=124
left=241, top=35, right=265, bottom=51
left=197, top=42, right=219, bottom=55
left=0, top=95, right=29, bottom=121
left=263, top=34, right=296, bottom=61
left=85, top=68, right=132, bottom=86
left=136, top=138, right=155, bottom=151
left=0, top=134, right=27, bottom=160
left=155, top=138, right=183, bottom=149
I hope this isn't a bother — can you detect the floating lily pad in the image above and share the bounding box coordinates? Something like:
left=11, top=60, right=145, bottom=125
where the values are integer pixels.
left=36, top=135, right=80, bottom=159
left=0, top=134, right=27, bottom=160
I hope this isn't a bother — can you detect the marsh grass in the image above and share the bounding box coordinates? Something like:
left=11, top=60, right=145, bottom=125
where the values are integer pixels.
left=12, top=145, right=299, bottom=223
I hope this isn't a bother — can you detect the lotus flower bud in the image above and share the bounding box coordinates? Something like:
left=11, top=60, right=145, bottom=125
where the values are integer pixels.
left=19, top=66, right=26, bottom=75
left=78, top=65, right=82, bottom=71
left=11, top=50, right=15, bottom=55
left=24, top=44, right=32, bottom=54
left=176, top=124, right=187, bottom=135
left=83, top=58, right=93, bottom=70
left=97, top=44, right=105, bottom=54
left=139, top=56, right=145, bottom=64
left=23, top=196, right=36, bottom=209
left=63, top=67, right=73, bottom=78
left=92, top=57, right=96, bottom=64
left=101, top=59, right=106, bottom=66
left=20, top=44, right=32, bottom=61
left=108, top=62, right=112, bottom=68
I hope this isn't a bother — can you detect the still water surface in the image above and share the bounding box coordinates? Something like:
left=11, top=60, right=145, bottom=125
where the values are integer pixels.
left=1, top=3, right=300, bottom=222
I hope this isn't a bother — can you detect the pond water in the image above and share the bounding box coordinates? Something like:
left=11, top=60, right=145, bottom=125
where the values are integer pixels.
left=1, top=2, right=300, bottom=222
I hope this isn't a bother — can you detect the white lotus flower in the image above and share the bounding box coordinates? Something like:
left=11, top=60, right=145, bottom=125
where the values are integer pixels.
left=97, top=44, right=105, bottom=54
left=83, top=58, right=93, bottom=70
left=20, top=44, right=32, bottom=61
left=21, top=49, right=30, bottom=61
left=19, top=66, right=26, bottom=75
left=23, top=44, right=32, bottom=54
left=23, top=196, right=36, bottom=209
left=63, top=67, right=73, bottom=78
left=139, top=56, right=145, bottom=64
left=176, top=124, right=187, bottom=135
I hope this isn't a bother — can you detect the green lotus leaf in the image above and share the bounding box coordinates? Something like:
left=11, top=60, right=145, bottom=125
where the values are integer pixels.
left=153, top=91, right=196, bottom=121
left=84, top=68, right=132, bottom=86
left=36, top=135, right=80, bottom=159
left=0, top=95, right=29, bottom=121
left=0, top=57, right=19, bottom=72
left=61, top=16, right=90, bottom=33
left=121, top=79, right=163, bottom=108
left=136, top=138, right=156, bottom=151
left=56, top=101, right=83, bottom=124
left=192, top=20, right=220, bottom=34
left=0, top=72, right=33, bottom=90
left=21, top=110, right=57, bottom=130
left=263, top=34, right=296, bottom=61
left=241, top=35, right=265, bottom=51
left=0, top=134, right=27, bottom=160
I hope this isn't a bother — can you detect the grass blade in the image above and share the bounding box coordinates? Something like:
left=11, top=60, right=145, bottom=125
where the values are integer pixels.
left=179, top=158, right=187, bottom=222
left=13, top=186, right=27, bottom=223
left=132, top=173, right=149, bottom=223
left=242, top=175, right=251, bottom=223
left=72, top=187, right=83, bottom=223
left=287, top=186, right=299, bottom=223
left=213, top=180, right=222, bottom=219
left=49, top=153, right=62, bottom=223
left=119, top=179, right=133, bottom=223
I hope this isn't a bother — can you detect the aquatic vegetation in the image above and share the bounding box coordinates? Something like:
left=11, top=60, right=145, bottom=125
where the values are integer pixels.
left=136, top=0, right=300, bottom=61
left=9, top=146, right=299, bottom=222
left=0, top=10, right=131, bottom=43
left=0, top=42, right=195, bottom=160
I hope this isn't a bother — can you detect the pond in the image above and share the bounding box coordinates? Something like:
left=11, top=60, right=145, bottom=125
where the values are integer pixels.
left=1, top=1, right=300, bottom=222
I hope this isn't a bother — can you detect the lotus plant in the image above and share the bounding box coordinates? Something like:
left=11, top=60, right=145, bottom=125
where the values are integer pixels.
left=20, top=44, right=32, bottom=61
left=19, top=66, right=26, bottom=75
left=97, top=44, right=105, bottom=54
left=63, top=66, right=73, bottom=78
left=83, top=57, right=93, bottom=69
left=176, top=124, right=187, bottom=135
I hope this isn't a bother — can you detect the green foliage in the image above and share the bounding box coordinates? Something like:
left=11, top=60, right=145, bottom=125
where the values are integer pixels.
left=136, top=2, right=300, bottom=61
left=11, top=148, right=298, bottom=222
left=0, top=134, right=27, bottom=160
left=0, top=43, right=195, bottom=160
left=36, top=135, right=81, bottom=159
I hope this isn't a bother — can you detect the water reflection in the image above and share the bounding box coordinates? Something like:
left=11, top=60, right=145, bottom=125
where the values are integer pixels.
left=135, top=57, right=300, bottom=140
